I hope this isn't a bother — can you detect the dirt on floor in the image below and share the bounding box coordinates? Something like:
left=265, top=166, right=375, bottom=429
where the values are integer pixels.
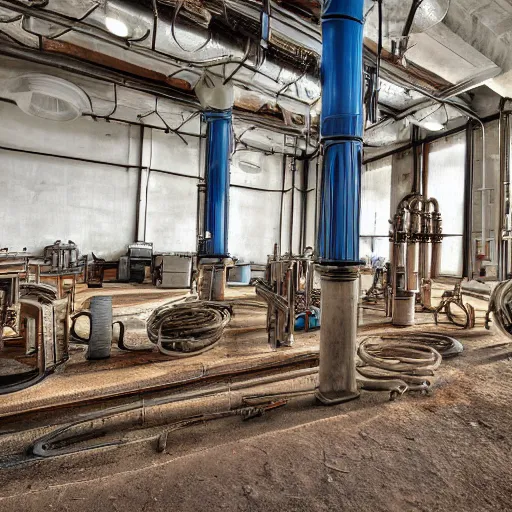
left=1, top=286, right=512, bottom=511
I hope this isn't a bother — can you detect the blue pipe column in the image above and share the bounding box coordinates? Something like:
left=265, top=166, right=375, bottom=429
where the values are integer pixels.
left=316, top=0, right=364, bottom=405
left=203, top=110, right=232, bottom=257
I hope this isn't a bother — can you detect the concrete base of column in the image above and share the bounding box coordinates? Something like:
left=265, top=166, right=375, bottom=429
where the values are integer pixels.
left=315, top=265, right=360, bottom=406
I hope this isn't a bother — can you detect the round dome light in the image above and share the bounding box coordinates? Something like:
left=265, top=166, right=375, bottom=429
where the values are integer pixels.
left=3, top=74, right=91, bottom=122
left=105, top=16, right=129, bottom=38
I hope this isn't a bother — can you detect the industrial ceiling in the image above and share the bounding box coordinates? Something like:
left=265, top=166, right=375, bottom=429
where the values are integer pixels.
left=0, top=0, right=509, bottom=154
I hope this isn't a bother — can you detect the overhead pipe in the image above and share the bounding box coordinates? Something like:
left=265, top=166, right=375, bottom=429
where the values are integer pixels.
left=463, top=121, right=474, bottom=279
left=475, top=119, right=489, bottom=262
left=0, top=42, right=316, bottom=143
left=316, top=0, right=364, bottom=405
left=0, top=0, right=319, bottom=115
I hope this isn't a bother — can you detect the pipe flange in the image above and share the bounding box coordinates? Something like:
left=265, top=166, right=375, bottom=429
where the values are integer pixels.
left=315, top=264, right=359, bottom=282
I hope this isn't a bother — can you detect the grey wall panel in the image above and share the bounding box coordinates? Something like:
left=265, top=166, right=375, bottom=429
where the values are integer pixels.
left=144, top=172, right=198, bottom=253
left=292, top=187, right=303, bottom=255
left=0, top=152, right=138, bottom=259
left=0, top=103, right=133, bottom=165
left=229, top=187, right=281, bottom=263
left=361, top=156, right=392, bottom=236
left=0, top=103, right=138, bottom=259
left=231, top=152, right=283, bottom=189
left=428, top=132, right=466, bottom=237
left=427, top=132, right=466, bottom=276
left=304, top=157, right=319, bottom=250
left=391, top=149, right=414, bottom=216
left=150, top=131, right=201, bottom=177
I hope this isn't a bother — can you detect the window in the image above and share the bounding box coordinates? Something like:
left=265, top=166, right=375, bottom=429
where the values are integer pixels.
left=427, top=133, right=466, bottom=277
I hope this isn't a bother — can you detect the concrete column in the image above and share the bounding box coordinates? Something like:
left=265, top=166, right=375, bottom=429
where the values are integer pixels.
left=317, top=266, right=359, bottom=403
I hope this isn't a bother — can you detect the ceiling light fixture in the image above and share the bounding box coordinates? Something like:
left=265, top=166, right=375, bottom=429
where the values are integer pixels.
left=2, top=74, right=91, bottom=122
left=105, top=16, right=129, bottom=38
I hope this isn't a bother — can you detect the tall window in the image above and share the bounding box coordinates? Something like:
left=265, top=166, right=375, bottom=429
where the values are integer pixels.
left=427, top=132, right=466, bottom=277
left=360, top=156, right=392, bottom=262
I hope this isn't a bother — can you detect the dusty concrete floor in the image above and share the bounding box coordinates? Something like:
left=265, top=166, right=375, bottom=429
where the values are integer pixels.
left=1, top=285, right=512, bottom=511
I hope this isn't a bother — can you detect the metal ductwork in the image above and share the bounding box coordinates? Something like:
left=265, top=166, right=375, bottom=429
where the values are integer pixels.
left=0, top=0, right=321, bottom=124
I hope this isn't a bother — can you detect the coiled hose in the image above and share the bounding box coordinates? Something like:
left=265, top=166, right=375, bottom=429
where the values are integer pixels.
left=147, top=301, right=232, bottom=357
left=486, top=279, right=512, bottom=337
left=357, top=333, right=463, bottom=398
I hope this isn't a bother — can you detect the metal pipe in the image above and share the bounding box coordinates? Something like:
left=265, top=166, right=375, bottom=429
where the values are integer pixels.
left=0, top=1, right=318, bottom=113
left=301, top=159, right=309, bottom=254
left=412, top=125, right=420, bottom=194
left=317, top=266, right=359, bottom=401
left=134, top=124, right=145, bottom=242
left=316, top=0, right=364, bottom=406
left=314, top=156, right=320, bottom=248
left=289, top=158, right=296, bottom=255
left=278, top=154, right=287, bottom=253
left=0, top=143, right=144, bottom=170
left=499, top=100, right=512, bottom=279
left=476, top=119, right=488, bottom=260
left=463, top=121, right=474, bottom=279
left=430, top=202, right=442, bottom=280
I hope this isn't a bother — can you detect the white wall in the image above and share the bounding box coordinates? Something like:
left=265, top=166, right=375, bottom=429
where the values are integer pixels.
left=145, top=172, right=199, bottom=253
left=229, top=152, right=284, bottom=263
left=391, top=149, right=414, bottom=216
left=0, top=101, right=303, bottom=263
left=0, top=102, right=139, bottom=259
left=360, top=156, right=392, bottom=262
left=0, top=56, right=307, bottom=263
left=142, top=131, right=201, bottom=253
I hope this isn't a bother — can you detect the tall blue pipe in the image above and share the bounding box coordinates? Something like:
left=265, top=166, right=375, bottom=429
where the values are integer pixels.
left=203, top=110, right=232, bottom=256
left=318, top=0, right=364, bottom=265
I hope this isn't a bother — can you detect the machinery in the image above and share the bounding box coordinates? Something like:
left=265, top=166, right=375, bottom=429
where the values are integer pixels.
left=118, top=242, right=153, bottom=283
left=152, top=253, right=194, bottom=289
left=363, top=260, right=390, bottom=304
left=0, top=273, right=21, bottom=351
left=128, top=242, right=153, bottom=283
left=43, top=240, right=84, bottom=273
left=486, top=279, right=512, bottom=336
left=0, top=265, right=70, bottom=393
left=388, top=193, right=443, bottom=326
left=255, top=245, right=320, bottom=350
left=434, top=283, right=475, bottom=329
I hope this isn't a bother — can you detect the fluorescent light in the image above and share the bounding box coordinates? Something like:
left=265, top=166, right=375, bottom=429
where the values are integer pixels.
left=422, top=121, right=445, bottom=132
left=105, top=17, right=129, bottom=38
